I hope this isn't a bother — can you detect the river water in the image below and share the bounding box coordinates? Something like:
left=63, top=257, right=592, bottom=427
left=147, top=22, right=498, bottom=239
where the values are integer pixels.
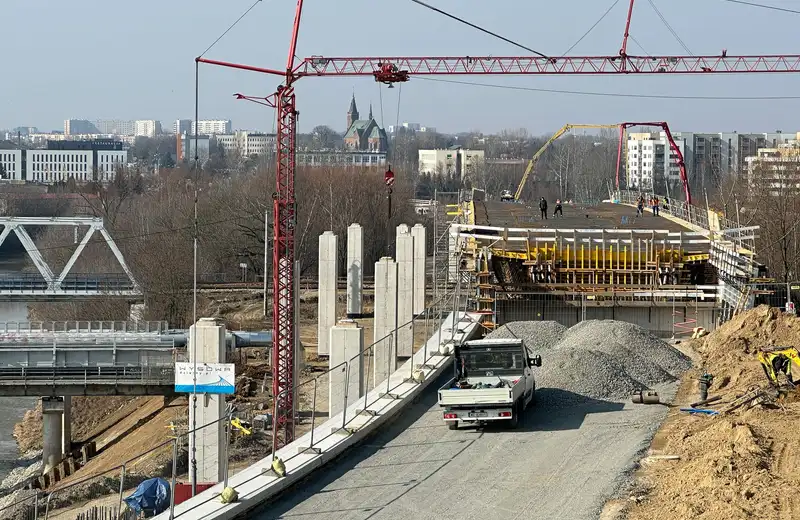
left=0, top=256, right=37, bottom=481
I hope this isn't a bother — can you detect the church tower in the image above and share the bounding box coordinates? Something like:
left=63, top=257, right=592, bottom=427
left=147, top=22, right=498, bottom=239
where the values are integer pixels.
left=347, top=94, right=359, bottom=129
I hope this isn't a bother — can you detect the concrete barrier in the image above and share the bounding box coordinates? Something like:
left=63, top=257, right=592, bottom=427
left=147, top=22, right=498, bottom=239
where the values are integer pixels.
left=153, top=311, right=482, bottom=520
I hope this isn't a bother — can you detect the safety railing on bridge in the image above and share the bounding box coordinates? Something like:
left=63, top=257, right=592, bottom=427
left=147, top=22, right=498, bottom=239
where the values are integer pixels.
left=0, top=273, right=137, bottom=293
left=0, top=342, right=181, bottom=396
left=0, top=321, right=170, bottom=335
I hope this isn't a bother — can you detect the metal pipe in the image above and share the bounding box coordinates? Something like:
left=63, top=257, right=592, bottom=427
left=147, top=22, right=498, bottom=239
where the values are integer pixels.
left=309, top=379, right=317, bottom=448
left=223, top=408, right=231, bottom=489
left=169, top=438, right=178, bottom=519
left=117, top=464, right=126, bottom=517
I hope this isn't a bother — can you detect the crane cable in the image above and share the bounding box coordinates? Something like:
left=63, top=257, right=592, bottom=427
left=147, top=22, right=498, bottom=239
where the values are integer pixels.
left=561, top=0, right=621, bottom=56
left=646, top=0, right=692, bottom=55
left=393, top=84, right=403, bottom=164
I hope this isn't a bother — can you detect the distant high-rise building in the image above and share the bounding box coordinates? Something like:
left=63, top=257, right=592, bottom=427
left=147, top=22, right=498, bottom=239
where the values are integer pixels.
left=215, top=131, right=276, bottom=157
left=173, top=119, right=192, bottom=135
left=418, top=146, right=485, bottom=178
left=626, top=132, right=685, bottom=191
left=94, top=119, right=135, bottom=136
left=64, top=119, right=99, bottom=135
left=135, top=120, right=162, bottom=138
left=178, top=132, right=210, bottom=163
left=673, top=131, right=792, bottom=182
left=191, top=120, right=232, bottom=135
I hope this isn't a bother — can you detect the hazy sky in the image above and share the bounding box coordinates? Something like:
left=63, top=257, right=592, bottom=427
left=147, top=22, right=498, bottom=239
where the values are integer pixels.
left=4, top=0, right=800, bottom=135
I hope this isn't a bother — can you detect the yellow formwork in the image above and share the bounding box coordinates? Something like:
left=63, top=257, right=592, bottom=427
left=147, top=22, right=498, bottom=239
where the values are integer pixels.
left=490, top=242, right=702, bottom=286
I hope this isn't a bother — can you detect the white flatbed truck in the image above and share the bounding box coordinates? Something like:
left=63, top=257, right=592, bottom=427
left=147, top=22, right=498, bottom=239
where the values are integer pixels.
left=438, top=338, right=541, bottom=429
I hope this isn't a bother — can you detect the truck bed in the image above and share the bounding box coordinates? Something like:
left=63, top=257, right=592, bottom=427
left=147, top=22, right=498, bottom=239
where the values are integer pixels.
left=438, top=377, right=519, bottom=408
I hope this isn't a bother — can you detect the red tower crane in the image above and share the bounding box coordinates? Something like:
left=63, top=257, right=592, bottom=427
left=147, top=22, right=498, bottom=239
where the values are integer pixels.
left=197, top=0, right=800, bottom=446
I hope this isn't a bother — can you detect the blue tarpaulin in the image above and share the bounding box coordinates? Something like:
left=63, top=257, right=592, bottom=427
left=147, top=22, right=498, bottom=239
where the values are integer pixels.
left=124, top=477, right=171, bottom=517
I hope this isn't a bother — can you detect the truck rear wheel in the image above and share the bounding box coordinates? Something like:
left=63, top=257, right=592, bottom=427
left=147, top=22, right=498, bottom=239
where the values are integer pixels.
left=448, top=420, right=458, bottom=431
left=508, top=402, right=521, bottom=429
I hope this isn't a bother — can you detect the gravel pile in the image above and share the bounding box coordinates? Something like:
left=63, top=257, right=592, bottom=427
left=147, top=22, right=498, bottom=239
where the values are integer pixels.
left=487, top=319, right=692, bottom=401
left=489, top=321, right=566, bottom=353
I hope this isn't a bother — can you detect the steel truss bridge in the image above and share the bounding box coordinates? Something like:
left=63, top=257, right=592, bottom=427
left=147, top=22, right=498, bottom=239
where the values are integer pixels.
left=0, top=217, right=141, bottom=301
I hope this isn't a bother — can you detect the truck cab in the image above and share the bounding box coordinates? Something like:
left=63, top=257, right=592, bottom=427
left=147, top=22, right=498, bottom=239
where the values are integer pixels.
left=438, top=338, right=541, bottom=429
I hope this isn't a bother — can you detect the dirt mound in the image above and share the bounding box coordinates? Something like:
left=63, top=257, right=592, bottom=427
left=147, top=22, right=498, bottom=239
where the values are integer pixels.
left=697, top=304, right=800, bottom=391
left=626, top=305, right=800, bottom=520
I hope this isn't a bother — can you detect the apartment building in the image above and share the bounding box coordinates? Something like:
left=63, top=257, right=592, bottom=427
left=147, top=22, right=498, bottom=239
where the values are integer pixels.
left=215, top=131, right=276, bottom=157
left=418, top=147, right=485, bottom=178
left=745, top=143, right=800, bottom=196
left=626, top=132, right=684, bottom=191
left=134, top=120, right=162, bottom=138
left=191, top=119, right=232, bottom=135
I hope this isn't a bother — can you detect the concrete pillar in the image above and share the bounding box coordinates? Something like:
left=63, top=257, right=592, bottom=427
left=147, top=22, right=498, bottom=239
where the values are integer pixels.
left=395, top=231, right=414, bottom=358
left=188, top=318, right=226, bottom=484
left=373, top=257, right=398, bottom=384
left=411, top=224, right=427, bottom=315
left=317, top=231, right=338, bottom=356
left=42, top=397, right=65, bottom=474
left=346, top=224, right=364, bottom=318
left=61, top=395, right=71, bottom=457
left=329, top=320, right=364, bottom=417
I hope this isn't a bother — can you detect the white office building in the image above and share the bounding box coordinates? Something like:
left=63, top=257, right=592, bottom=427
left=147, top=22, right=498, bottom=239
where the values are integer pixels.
left=626, top=132, right=685, bottom=191
left=135, top=120, right=162, bottom=138
left=0, top=140, right=127, bottom=184
left=191, top=119, right=232, bottom=135
left=418, top=147, right=485, bottom=178
left=215, top=131, right=276, bottom=157
left=0, top=150, right=23, bottom=181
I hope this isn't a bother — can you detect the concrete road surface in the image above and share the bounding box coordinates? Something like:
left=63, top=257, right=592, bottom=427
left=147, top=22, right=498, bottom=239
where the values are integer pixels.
left=254, top=375, right=673, bottom=520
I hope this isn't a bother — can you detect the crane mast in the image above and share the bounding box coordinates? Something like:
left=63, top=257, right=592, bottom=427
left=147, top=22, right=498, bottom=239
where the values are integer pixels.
left=196, top=0, right=800, bottom=449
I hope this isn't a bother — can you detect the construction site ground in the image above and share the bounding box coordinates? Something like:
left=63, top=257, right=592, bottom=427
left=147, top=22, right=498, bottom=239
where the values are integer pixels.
left=11, top=289, right=438, bottom=518
left=619, top=305, right=800, bottom=520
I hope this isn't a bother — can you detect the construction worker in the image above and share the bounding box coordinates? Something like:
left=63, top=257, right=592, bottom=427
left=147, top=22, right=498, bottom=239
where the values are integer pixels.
left=553, top=199, right=563, bottom=217
left=539, top=197, right=548, bottom=219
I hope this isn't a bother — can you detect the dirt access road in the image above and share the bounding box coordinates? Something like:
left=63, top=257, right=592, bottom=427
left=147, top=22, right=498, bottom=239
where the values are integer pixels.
left=252, top=372, right=677, bottom=520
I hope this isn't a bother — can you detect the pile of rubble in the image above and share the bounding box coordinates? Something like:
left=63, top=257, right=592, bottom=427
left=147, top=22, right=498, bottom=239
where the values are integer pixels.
left=488, top=319, right=691, bottom=401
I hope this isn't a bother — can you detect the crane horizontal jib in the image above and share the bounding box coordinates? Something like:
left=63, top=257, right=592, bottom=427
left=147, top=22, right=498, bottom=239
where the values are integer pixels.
left=297, top=55, right=800, bottom=76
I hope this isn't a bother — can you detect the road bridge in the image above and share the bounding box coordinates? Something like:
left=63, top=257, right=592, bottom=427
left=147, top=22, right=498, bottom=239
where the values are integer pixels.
left=0, top=216, right=142, bottom=301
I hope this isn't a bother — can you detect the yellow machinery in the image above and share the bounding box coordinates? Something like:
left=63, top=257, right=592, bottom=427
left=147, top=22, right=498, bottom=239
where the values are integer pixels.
left=514, top=123, right=621, bottom=201
left=758, top=346, right=800, bottom=388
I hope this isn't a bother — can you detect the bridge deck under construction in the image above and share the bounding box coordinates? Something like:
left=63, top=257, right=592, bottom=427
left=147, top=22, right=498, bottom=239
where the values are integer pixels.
left=473, top=200, right=696, bottom=234
left=461, top=200, right=713, bottom=290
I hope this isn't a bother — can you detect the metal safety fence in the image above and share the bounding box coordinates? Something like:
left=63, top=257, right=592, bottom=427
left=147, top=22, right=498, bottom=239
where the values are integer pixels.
left=494, top=288, right=722, bottom=339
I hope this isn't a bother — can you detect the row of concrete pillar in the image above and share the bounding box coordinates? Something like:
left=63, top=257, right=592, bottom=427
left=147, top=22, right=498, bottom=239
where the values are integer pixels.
left=318, top=223, right=427, bottom=417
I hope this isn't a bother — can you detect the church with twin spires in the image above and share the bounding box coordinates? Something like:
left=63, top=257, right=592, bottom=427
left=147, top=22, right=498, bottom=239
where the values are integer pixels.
left=343, top=95, right=388, bottom=153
